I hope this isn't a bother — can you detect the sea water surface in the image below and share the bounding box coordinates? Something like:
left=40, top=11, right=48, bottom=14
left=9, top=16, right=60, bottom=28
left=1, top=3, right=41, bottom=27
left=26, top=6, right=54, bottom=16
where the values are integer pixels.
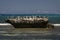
left=0, top=23, right=60, bottom=40
left=0, top=14, right=60, bottom=40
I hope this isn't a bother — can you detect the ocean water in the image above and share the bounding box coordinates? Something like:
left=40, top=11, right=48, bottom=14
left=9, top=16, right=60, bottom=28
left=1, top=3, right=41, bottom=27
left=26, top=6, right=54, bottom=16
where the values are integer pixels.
left=0, top=24, right=60, bottom=40
left=0, top=14, right=60, bottom=23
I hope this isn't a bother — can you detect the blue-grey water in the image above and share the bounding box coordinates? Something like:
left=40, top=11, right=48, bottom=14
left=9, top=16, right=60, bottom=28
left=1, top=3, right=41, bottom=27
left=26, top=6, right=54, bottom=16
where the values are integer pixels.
left=0, top=14, right=60, bottom=40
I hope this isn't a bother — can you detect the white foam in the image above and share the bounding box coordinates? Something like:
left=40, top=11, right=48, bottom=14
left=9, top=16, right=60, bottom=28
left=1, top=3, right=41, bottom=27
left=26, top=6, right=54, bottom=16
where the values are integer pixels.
left=0, top=23, right=11, bottom=25
left=53, top=24, right=60, bottom=26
